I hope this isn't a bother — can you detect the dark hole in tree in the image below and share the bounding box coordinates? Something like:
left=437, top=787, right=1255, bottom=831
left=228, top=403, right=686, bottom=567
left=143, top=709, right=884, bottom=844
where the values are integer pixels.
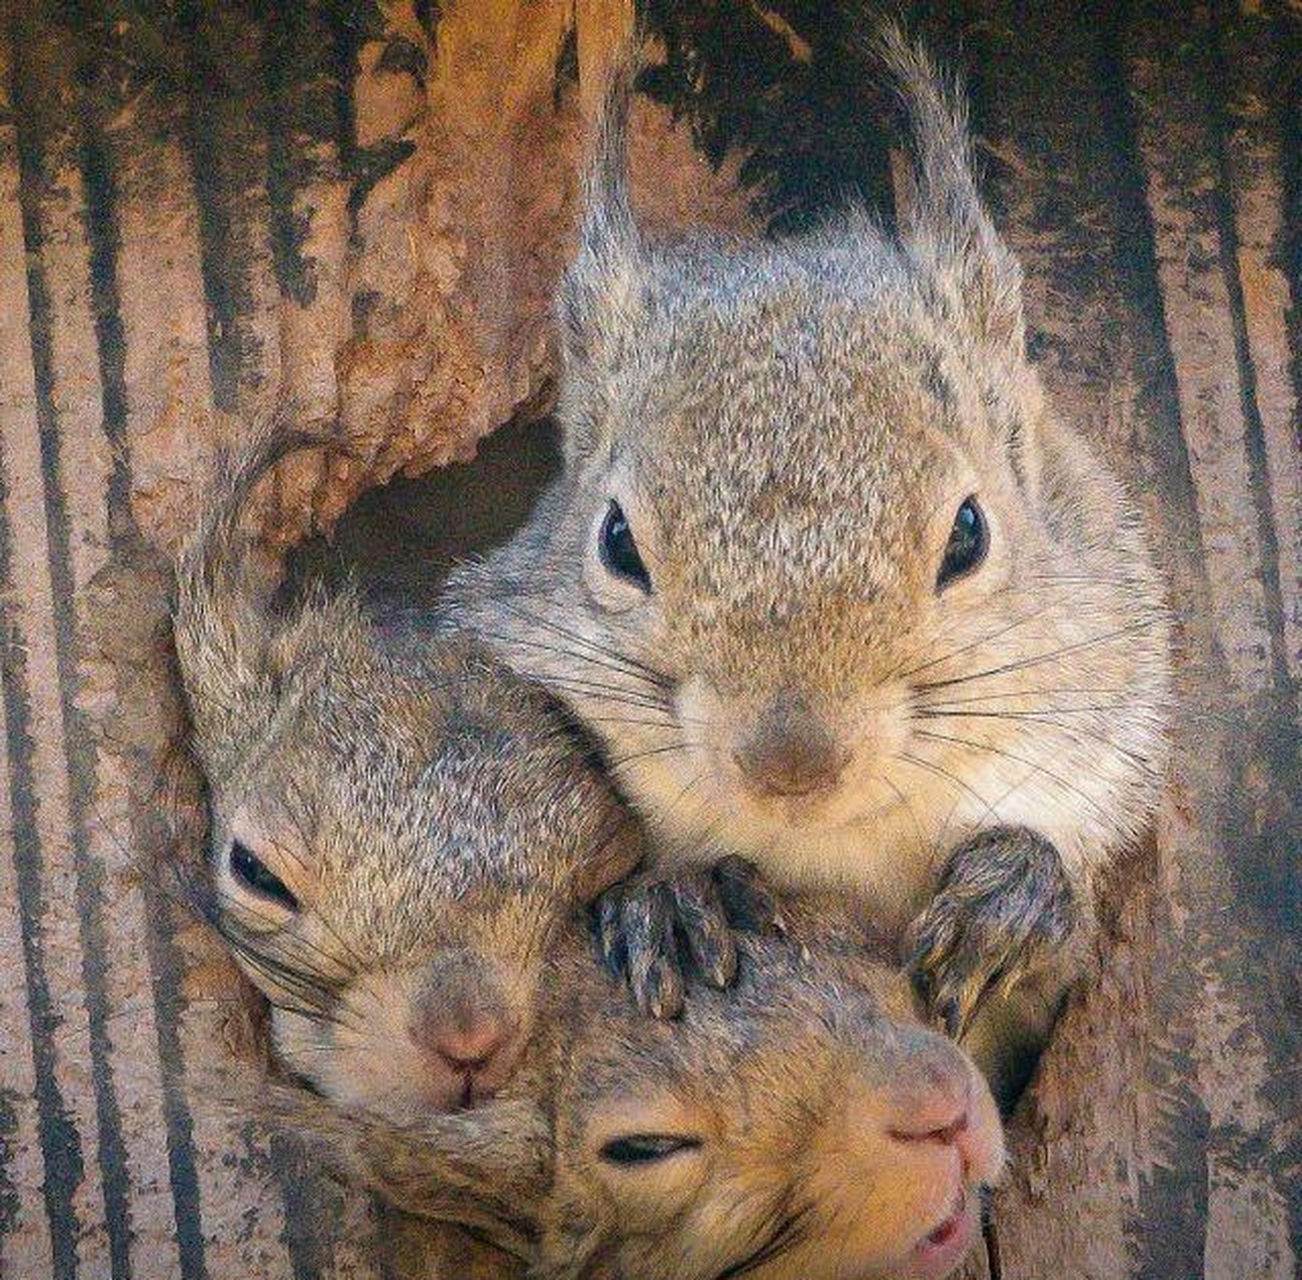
left=289, top=415, right=562, bottom=605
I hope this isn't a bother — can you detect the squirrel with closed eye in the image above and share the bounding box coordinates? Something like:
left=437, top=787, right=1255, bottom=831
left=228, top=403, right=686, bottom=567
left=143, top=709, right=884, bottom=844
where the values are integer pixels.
left=170, top=429, right=1004, bottom=1280
left=446, top=26, right=1172, bottom=1100
left=254, top=899, right=1006, bottom=1280
left=171, top=427, right=645, bottom=1126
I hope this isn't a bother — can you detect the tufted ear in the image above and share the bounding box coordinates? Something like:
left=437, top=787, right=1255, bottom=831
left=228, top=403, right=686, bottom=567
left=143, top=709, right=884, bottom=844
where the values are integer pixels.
left=171, top=424, right=325, bottom=786
left=556, top=46, right=648, bottom=461
left=876, top=24, right=1025, bottom=357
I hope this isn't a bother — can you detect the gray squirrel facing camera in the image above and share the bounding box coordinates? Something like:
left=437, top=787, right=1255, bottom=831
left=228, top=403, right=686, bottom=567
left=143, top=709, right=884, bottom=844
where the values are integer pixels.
left=448, top=28, right=1172, bottom=1097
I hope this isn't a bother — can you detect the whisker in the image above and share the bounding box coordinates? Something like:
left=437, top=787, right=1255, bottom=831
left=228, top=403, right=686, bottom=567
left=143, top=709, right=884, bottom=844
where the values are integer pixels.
left=715, top=1200, right=815, bottom=1280
left=912, top=727, right=1114, bottom=823
left=894, top=599, right=1063, bottom=683
left=914, top=620, right=1162, bottom=696
left=469, top=621, right=670, bottom=694
left=914, top=683, right=1131, bottom=709
left=915, top=708, right=1151, bottom=760
left=606, top=741, right=695, bottom=773
left=485, top=596, right=672, bottom=690
left=893, top=750, right=1000, bottom=818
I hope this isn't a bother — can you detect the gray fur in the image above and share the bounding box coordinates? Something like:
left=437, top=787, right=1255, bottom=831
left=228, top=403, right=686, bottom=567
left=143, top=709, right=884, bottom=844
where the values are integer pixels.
left=172, top=424, right=642, bottom=1124
left=172, top=427, right=1007, bottom=1279
left=446, top=26, right=1172, bottom=1075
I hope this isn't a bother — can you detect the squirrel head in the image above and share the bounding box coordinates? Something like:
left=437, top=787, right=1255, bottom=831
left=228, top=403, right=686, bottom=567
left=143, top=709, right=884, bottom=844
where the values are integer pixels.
left=262, top=905, right=1003, bottom=1280
left=172, top=431, right=641, bottom=1125
left=541, top=919, right=1004, bottom=1280
left=462, top=28, right=1170, bottom=878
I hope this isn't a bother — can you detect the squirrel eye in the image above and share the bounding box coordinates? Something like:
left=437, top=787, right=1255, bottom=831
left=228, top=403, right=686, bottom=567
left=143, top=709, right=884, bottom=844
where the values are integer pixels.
left=599, top=1134, right=702, bottom=1166
left=598, top=500, right=651, bottom=593
left=937, top=496, right=988, bottom=590
left=229, top=840, right=300, bottom=912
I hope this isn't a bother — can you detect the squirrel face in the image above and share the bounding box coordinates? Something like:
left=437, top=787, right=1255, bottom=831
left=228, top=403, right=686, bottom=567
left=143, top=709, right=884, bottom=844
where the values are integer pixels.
left=266, top=907, right=1004, bottom=1280
left=451, top=38, right=1170, bottom=899
left=543, top=920, right=1005, bottom=1280
left=206, top=645, right=634, bottom=1123
left=173, top=435, right=640, bottom=1125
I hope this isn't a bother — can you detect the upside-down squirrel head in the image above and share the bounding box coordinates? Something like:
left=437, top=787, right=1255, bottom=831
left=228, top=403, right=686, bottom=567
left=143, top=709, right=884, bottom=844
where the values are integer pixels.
left=257, top=901, right=1005, bottom=1280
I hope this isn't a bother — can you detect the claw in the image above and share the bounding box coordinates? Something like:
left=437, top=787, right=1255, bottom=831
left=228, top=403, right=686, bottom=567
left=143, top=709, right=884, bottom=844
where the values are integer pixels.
left=670, top=874, right=737, bottom=989
left=636, top=953, right=685, bottom=1020
left=623, top=882, right=683, bottom=1019
left=595, top=889, right=629, bottom=979
left=904, top=826, right=1077, bottom=1040
left=592, top=858, right=784, bottom=1018
left=713, top=856, right=785, bottom=936
left=939, top=998, right=962, bottom=1041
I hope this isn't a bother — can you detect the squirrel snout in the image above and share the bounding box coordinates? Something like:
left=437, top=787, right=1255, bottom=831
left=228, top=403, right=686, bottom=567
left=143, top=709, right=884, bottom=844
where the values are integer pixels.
left=407, top=973, right=524, bottom=1106
left=731, top=699, right=850, bottom=800
left=884, top=1056, right=1004, bottom=1186
left=427, top=1014, right=516, bottom=1075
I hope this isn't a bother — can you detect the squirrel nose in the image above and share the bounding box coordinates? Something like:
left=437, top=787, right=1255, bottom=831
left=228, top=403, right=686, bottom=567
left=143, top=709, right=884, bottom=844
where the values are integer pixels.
left=733, top=697, right=849, bottom=798
left=885, top=1055, right=1004, bottom=1183
left=427, top=1013, right=516, bottom=1075
left=890, top=1109, right=970, bottom=1155
left=408, top=966, right=523, bottom=1098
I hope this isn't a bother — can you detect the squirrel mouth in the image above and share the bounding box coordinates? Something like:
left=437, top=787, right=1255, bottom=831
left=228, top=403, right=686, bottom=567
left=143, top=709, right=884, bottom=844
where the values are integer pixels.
left=455, top=1076, right=478, bottom=1110
left=910, top=1187, right=975, bottom=1275
left=925, top=1193, right=965, bottom=1248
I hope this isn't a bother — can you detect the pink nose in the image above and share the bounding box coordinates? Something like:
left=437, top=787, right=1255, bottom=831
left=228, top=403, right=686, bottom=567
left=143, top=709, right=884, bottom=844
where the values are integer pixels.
left=427, top=1014, right=515, bottom=1075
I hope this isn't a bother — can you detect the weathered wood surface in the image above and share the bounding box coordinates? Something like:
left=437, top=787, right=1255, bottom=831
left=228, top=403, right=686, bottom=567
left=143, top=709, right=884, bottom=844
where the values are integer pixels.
left=0, top=2, right=1297, bottom=1278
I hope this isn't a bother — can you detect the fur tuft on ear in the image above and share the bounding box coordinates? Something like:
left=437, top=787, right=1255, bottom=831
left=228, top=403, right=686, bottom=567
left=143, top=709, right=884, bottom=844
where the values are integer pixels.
left=171, top=421, right=332, bottom=783
left=873, top=22, right=1025, bottom=355
left=557, top=41, right=646, bottom=372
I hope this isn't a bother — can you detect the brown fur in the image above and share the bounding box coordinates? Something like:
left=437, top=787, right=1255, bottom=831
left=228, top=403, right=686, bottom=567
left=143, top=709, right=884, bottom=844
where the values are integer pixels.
left=173, top=429, right=1005, bottom=1279
left=445, top=28, right=1172, bottom=1073
left=243, top=908, right=1006, bottom=1280
left=172, top=426, right=641, bottom=1123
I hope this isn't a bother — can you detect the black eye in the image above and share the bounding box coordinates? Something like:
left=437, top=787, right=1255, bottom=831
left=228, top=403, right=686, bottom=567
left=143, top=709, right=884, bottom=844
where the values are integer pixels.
left=599, top=1134, right=701, bottom=1166
left=229, top=840, right=299, bottom=912
left=937, top=496, right=988, bottom=589
left=599, top=501, right=651, bottom=593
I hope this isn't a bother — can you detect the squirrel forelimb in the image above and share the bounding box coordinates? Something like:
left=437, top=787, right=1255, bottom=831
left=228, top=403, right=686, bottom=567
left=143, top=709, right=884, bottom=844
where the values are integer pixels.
left=904, top=826, right=1079, bottom=1044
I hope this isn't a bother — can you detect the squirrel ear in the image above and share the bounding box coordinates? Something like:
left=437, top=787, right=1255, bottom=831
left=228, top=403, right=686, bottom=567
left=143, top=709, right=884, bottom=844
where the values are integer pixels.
left=172, top=425, right=324, bottom=781
left=557, top=44, right=646, bottom=372
left=876, top=24, right=1025, bottom=357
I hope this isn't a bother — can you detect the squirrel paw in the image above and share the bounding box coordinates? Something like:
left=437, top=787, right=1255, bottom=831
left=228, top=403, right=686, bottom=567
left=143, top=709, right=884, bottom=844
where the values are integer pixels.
left=904, top=827, right=1077, bottom=1040
left=595, top=857, right=784, bottom=1019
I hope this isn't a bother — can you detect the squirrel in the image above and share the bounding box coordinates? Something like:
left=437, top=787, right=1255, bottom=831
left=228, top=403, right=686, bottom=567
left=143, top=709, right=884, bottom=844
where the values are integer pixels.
left=171, top=428, right=1004, bottom=1280
left=171, top=426, right=644, bottom=1125
left=256, top=899, right=1006, bottom=1280
left=445, top=25, right=1172, bottom=1098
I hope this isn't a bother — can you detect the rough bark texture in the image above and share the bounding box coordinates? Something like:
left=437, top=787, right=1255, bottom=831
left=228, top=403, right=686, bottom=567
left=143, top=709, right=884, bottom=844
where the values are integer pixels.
left=0, top=2, right=1297, bottom=1279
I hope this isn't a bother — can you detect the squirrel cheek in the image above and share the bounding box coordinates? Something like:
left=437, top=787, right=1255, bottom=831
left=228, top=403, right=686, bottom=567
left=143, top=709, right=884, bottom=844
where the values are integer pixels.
left=596, top=1155, right=707, bottom=1230
left=267, top=1005, right=350, bottom=1102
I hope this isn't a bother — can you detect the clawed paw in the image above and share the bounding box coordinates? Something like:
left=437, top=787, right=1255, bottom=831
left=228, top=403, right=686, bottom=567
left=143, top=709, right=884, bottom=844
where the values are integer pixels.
left=905, top=828, right=1077, bottom=1040
left=594, top=857, right=785, bottom=1019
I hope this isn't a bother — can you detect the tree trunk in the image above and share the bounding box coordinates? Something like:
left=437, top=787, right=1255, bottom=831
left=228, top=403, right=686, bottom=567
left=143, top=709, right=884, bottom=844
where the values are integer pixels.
left=0, top=2, right=1296, bottom=1278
